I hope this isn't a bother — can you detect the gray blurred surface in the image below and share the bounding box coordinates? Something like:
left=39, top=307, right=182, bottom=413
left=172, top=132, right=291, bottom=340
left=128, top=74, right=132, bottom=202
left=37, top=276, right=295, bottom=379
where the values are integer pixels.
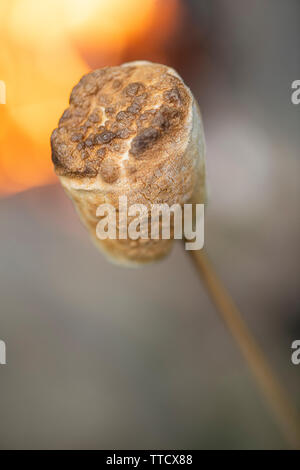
left=0, top=181, right=298, bottom=450
left=0, top=0, right=300, bottom=449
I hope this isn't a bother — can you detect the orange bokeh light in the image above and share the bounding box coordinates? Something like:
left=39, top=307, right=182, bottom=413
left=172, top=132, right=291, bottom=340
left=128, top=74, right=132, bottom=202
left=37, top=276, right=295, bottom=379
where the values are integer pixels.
left=0, top=0, right=180, bottom=196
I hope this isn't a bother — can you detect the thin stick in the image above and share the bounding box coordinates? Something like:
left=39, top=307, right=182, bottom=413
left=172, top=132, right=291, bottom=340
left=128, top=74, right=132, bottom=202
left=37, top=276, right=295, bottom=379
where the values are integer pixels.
left=188, top=248, right=300, bottom=449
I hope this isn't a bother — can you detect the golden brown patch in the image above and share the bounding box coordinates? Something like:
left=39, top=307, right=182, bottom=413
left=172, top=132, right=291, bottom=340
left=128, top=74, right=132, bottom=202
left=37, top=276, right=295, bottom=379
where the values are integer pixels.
left=51, top=62, right=191, bottom=183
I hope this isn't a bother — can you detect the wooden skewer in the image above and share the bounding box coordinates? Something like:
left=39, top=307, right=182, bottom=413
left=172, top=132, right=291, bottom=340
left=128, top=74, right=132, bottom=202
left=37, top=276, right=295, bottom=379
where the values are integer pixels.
left=188, top=248, right=300, bottom=449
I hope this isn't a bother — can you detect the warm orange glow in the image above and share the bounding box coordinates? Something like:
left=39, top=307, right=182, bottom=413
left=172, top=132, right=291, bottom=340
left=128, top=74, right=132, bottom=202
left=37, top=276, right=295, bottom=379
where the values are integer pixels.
left=0, top=0, right=180, bottom=196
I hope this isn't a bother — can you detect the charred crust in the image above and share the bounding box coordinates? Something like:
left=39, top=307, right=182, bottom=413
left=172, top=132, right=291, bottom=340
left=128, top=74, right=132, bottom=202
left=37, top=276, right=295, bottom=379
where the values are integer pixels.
left=164, top=87, right=182, bottom=105
left=84, top=136, right=95, bottom=148
left=130, top=127, right=160, bottom=156
left=94, top=131, right=116, bottom=144
left=97, top=147, right=107, bottom=159
left=71, top=133, right=84, bottom=142
left=88, top=109, right=101, bottom=123
left=51, top=62, right=191, bottom=180
left=76, top=142, right=85, bottom=151
left=127, top=102, right=141, bottom=114
left=117, top=128, right=133, bottom=139
left=124, top=82, right=145, bottom=97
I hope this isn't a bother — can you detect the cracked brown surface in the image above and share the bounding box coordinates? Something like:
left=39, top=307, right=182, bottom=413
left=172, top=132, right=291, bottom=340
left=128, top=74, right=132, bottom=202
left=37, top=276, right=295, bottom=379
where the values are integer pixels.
left=51, top=62, right=191, bottom=185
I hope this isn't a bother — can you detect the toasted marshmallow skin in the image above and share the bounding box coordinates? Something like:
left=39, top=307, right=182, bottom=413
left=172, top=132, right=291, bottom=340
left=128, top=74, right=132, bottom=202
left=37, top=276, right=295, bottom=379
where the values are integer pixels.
left=51, top=61, right=206, bottom=266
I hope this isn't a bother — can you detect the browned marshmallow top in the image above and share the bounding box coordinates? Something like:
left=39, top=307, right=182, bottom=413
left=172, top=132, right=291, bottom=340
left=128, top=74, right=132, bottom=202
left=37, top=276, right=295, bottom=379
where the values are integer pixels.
left=51, top=62, right=191, bottom=184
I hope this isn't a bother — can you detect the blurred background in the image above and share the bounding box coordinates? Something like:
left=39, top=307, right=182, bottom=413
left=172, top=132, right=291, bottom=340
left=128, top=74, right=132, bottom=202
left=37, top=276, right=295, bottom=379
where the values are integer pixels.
left=0, top=0, right=299, bottom=449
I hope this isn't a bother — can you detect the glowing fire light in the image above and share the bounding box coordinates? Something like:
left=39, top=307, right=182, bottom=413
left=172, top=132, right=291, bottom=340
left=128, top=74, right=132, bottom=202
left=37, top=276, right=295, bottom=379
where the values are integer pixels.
left=0, top=0, right=180, bottom=196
